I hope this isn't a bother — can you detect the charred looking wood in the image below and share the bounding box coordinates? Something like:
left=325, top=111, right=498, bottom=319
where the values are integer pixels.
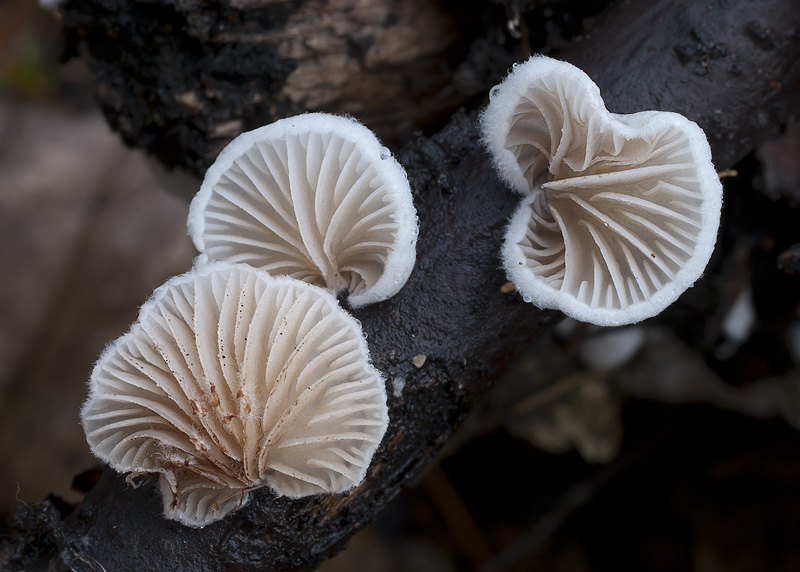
left=565, top=0, right=800, bottom=170
left=4, top=0, right=800, bottom=570
left=59, top=0, right=495, bottom=174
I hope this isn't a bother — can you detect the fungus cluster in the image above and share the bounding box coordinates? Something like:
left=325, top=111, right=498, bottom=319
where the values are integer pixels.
left=482, top=56, right=722, bottom=326
left=82, top=114, right=417, bottom=526
left=82, top=57, right=723, bottom=528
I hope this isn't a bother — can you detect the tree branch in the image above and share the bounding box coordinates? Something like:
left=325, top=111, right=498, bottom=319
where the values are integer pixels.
left=3, top=0, right=799, bottom=570
left=59, top=0, right=493, bottom=174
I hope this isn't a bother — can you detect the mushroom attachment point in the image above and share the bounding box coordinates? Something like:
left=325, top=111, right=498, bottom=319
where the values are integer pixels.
left=187, top=113, right=418, bottom=308
left=81, top=262, right=389, bottom=527
left=481, top=56, right=722, bottom=326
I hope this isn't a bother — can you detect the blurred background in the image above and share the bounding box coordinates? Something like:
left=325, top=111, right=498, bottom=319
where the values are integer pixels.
left=0, top=0, right=195, bottom=519
left=2, top=0, right=800, bottom=570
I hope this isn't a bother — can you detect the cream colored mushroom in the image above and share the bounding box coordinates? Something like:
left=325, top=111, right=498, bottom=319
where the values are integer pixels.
left=187, top=113, right=418, bottom=308
left=81, top=262, right=388, bottom=527
left=481, top=56, right=722, bottom=326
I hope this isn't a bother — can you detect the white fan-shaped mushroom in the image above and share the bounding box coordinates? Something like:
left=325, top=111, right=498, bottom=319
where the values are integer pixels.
left=187, top=113, right=418, bottom=308
left=81, top=262, right=388, bottom=527
left=481, top=56, right=722, bottom=326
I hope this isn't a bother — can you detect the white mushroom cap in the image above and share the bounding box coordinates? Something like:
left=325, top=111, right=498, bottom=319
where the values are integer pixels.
left=481, top=56, right=723, bottom=326
left=187, top=113, right=418, bottom=308
left=81, top=262, right=388, bottom=527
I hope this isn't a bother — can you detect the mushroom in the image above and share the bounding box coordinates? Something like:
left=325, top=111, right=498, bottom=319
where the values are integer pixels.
left=187, top=113, right=418, bottom=308
left=481, top=56, right=723, bottom=326
left=81, top=262, right=389, bottom=527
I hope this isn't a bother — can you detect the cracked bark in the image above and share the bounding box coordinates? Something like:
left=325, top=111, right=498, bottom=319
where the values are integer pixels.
left=3, top=0, right=799, bottom=570
left=58, top=0, right=493, bottom=175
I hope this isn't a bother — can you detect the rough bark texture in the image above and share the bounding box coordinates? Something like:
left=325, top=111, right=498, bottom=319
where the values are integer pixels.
left=566, top=0, right=800, bottom=170
left=3, top=0, right=800, bottom=570
left=59, top=0, right=493, bottom=173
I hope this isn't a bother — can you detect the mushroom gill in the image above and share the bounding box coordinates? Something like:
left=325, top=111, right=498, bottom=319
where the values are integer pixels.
left=481, top=56, right=723, bottom=326
left=81, top=262, right=388, bottom=526
left=187, top=113, right=418, bottom=308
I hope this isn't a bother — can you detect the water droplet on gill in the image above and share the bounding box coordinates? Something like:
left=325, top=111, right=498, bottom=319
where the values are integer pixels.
left=490, top=86, right=501, bottom=101
left=522, top=295, right=532, bottom=303
left=379, top=147, right=391, bottom=160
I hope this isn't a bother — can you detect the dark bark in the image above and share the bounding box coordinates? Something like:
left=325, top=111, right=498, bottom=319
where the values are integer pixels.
left=566, top=0, right=800, bottom=170
left=3, top=0, right=800, bottom=570
left=59, top=0, right=495, bottom=174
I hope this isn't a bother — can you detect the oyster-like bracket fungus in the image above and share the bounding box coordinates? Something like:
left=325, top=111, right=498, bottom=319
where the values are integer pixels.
left=187, top=113, right=418, bottom=308
left=481, top=56, right=723, bottom=326
left=81, top=262, right=389, bottom=527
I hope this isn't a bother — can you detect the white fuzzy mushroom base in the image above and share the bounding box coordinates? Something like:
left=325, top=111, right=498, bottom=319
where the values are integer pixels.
left=481, top=56, right=723, bottom=326
left=81, top=262, right=388, bottom=527
left=187, top=113, right=418, bottom=308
